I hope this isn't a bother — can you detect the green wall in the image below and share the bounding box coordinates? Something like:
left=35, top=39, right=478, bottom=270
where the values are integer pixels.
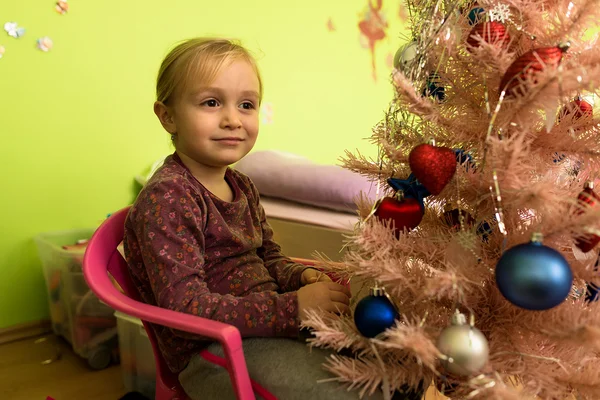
left=0, top=0, right=407, bottom=328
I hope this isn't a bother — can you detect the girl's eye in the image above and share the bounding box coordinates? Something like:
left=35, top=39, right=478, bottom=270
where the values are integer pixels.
left=202, top=99, right=219, bottom=107
left=240, top=102, right=255, bottom=110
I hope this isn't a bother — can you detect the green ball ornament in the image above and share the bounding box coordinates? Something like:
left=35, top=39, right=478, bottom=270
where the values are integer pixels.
left=437, top=312, right=489, bottom=377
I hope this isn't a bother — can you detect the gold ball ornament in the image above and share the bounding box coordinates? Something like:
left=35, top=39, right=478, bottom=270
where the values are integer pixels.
left=436, top=311, right=489, bottom=376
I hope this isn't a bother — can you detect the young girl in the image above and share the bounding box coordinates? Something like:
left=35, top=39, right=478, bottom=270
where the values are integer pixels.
left=123, top=37, right=373, bottom=400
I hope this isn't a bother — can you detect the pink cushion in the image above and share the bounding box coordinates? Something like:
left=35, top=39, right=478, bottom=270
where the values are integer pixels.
left=234, top=151, right=377, bottom=213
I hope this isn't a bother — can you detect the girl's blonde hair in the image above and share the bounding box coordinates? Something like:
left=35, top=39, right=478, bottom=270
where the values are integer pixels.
left=156, top=38, right=263, bottom=105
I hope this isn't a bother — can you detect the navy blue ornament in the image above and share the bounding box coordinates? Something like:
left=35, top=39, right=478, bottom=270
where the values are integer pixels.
left=421, top=72, right=446, bottom=102
left=387, top=173, right=431, bottom=212
left=468, top=7, right=485, bottom=25
left=587, top=283, right=600, bottom=302
left=553, top=153, right=580, bottom=176
left=585, top=256, right=600, bottom=302
left=496, top=233, right=573, bottom=310
left=553, top=152, right=566, bottom=163
left=477, top=220, right=492, bottom=242
left=454, top=149, right=476, bottom=172
left=354, top=287, right=399, bottom=338
left=421, top=73, right=445, bottom=101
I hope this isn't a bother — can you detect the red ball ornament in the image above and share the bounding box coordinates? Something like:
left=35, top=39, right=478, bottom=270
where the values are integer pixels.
left=561, top=97, right=593, bottom=121
left=575, top=181, right=600, bottom=253
left=409, top=143, right=457, bottom=195
left=467, top=21, right=510, bottom=50
left=499, top=45, right=569, bottom=97
left=373, top=194, right=424, bottom=237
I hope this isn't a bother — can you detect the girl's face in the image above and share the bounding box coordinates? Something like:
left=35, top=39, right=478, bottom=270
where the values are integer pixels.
left=163, top=60, right=260, bottom=172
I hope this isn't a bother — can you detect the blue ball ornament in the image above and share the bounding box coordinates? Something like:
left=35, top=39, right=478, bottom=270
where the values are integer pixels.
left=354, top=287, right=399, bottom=338
left=495, top=234, right=573, bottom=310
left=468, top=7, right=485, bottom=25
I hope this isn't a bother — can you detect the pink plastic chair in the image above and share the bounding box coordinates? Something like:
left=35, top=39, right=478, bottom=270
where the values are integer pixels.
left=84, top=206, right=275, bottom=400
left=83, top=206, right=325, bottom=400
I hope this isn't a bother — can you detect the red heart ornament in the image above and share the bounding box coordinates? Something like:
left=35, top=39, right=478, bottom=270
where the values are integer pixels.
left=575, top=182, right=600, bottom=253
left=409, top=143, right=457, bottom=195
left=374, top=196, right=423, bottom=238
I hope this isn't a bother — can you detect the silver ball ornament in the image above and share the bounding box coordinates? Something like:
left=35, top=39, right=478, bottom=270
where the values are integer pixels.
left=436, top=312, right=489, bottom=376
left=393, top=41, right=418, bottom=73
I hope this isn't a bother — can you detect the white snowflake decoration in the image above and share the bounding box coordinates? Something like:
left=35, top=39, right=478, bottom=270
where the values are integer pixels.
left=489, top=4, right=511, bottom=23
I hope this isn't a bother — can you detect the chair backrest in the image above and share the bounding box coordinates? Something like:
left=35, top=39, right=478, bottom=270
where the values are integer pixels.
left=83, top=206, right=186, bottom=398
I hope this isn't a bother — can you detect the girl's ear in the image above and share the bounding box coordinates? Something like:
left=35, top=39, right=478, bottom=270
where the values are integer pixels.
left=154, top=101, right=177, bottom=134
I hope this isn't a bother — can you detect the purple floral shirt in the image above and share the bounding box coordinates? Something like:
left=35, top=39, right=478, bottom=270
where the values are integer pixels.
left=123, top=153, right=310, bottom=373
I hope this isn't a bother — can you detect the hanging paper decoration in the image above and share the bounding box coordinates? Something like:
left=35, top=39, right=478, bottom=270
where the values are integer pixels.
left=409, top=142, right=457, bottom=195
left=499, top=44, right=569, bottom=97
left=260, top=102, right=274, bottom=125
left=495, top=233, right=573, bottom=310
left=326, top=17, right=335, bottom=32
left=4, top=22, right=25, bottom=38
left=37, top=37, right=54, bottom=52
left=55, top=1, right=69, bottom=15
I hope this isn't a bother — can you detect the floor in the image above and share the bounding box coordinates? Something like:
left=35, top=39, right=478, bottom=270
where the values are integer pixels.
left=0, top=334, right=127, bottom=400
left=0, top=333, right=445, bottom=400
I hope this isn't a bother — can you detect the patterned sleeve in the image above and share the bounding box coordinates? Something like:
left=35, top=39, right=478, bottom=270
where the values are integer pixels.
left=245, top=178, right=311, bottom=292
left=126, top=177, right=300, bottom=338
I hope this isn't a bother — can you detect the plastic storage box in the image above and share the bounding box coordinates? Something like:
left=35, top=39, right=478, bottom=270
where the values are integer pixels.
left=35, top=228, right=119, bottom=370
left=115, top=311, right=157, bottom=399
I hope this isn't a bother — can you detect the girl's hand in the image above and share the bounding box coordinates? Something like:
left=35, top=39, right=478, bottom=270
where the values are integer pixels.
left=300, top=268, right=332, bottom=286
left=297, top=281, right=351, bottom=319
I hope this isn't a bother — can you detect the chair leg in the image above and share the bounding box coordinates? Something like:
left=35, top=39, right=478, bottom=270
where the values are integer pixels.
left=200, top=350, right=277, bottom=400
